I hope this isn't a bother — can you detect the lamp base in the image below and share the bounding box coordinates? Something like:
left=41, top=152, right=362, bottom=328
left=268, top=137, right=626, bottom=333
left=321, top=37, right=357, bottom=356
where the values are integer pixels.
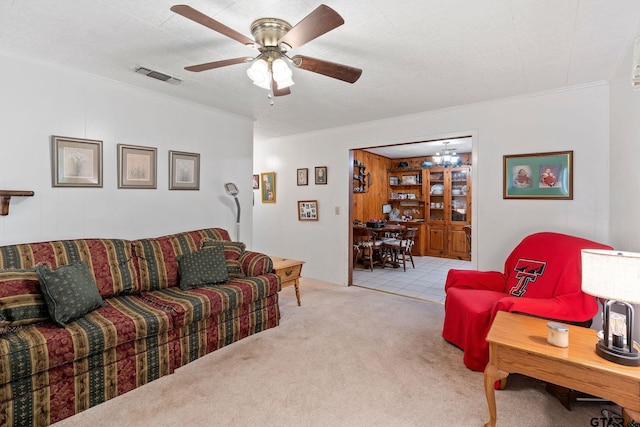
left=595, top=340, right=640, bottom=366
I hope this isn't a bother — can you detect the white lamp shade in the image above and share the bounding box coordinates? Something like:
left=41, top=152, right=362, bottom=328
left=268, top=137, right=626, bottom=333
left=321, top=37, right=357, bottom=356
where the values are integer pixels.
left=272, top=58, right=294, bottom=89
left=581, top=249, right=640, bottom=304
left=247, top=59, right=271, bottom=90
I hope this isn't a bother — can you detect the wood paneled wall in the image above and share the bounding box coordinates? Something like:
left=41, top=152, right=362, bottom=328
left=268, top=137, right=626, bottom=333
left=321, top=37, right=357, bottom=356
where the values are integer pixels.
left=352, top=150, right=388, bottom=222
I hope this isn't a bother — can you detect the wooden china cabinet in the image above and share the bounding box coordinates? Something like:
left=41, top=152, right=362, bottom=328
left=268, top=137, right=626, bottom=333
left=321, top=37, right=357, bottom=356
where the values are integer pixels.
left=386, top=168, right=426, bottom=255
left=426, top=166, right=471, bottom=260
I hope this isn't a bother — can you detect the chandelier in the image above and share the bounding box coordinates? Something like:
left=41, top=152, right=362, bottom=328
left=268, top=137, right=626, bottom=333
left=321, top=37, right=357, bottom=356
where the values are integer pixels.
left=432, top=141, right=460, bottom=166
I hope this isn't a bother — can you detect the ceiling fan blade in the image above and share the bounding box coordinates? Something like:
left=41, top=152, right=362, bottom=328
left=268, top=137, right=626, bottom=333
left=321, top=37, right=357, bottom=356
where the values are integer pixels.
left=278, top=4, right=344, bottom=49
left=171, top=5, right=255, bottom=46
left=271, top=78, right=291, bottom=97
left=185, top=57, right=253, bottom=72
left=292, top=55, right=362, bottom=83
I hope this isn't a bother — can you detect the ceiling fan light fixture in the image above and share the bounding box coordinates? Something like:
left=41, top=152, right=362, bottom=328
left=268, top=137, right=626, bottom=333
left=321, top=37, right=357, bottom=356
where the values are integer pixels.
left=172, top=4, right=362, bottom=98
left=280, top=42, right=292, bottom=52
left=247, top=58, right=271, bottom=89
left=272, top=58, right=294, bottom=89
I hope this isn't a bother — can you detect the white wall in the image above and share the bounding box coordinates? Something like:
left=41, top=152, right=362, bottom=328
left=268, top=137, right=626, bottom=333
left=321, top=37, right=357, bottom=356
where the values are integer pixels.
left=610, top=63, right=640, bottom=252
left=609, top=38, right=640, bottom=343
left=254, top=84, right=611, bottom=285
left=0, top=54, right=255, bottom=246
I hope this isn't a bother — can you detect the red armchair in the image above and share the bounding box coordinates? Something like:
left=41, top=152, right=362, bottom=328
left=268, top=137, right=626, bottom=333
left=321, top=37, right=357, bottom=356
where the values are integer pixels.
left=442, top=232, right=612, bottom=372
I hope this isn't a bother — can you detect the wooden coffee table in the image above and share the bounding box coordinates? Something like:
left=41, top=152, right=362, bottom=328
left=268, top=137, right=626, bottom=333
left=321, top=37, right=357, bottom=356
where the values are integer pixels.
left=484, top=311, right=640, bottom=427
left=270, top=256, right=305, bottom=306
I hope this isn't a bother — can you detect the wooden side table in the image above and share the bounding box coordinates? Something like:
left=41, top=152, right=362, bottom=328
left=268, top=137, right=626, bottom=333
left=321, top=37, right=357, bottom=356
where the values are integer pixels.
left=270, top=256, right=305, bottom=306
left=484, top=311, right=640, bottom=427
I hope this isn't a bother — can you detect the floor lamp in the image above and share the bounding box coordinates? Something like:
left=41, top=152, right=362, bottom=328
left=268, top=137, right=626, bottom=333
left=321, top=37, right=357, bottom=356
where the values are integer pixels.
left=224, top=183, right=240, bottom=242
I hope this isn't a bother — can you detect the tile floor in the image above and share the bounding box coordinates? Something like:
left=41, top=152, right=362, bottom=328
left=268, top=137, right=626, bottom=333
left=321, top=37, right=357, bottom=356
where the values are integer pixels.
left=352, top=255, right=472, bottom=303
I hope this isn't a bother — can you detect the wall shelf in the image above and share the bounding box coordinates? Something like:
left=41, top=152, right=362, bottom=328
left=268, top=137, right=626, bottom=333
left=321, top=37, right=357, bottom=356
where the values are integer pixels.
left=0, top=191, right=34, bottom=216
left=353, top=163, right=368, bottom=193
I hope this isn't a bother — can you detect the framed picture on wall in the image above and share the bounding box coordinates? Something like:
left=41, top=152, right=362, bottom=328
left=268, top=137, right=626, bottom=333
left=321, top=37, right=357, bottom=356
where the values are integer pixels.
left=118, top=144, right=157, bottom=189
left=51, top=135, right=103, bottom=187
left=298, top=200, right=318, bottom=221
left=503, top=150, right=573, bottom=199
left=297, top=168, right=308, bottom=186
left=315, top=166, right=327, bottom=185
left=169, top=150, right=200, bottom=190
left=253, top=174, right=260, bottom=189
left=260, top=171, right=276, bottom=202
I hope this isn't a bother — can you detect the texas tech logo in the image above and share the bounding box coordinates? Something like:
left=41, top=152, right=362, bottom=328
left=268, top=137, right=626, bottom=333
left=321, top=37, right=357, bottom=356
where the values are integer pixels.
left=509, top=259, right=547, bottom=297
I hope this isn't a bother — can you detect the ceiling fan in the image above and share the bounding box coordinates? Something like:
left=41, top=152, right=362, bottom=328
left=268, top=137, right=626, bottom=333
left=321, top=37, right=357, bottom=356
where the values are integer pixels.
left=170, top=4, right=363, bottom=98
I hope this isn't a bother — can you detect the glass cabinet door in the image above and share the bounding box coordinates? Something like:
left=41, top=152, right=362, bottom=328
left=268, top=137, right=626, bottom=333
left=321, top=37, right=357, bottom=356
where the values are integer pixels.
left=427, top=169, right=445, bottom=223
left=449, top=167, right=469, bottom=223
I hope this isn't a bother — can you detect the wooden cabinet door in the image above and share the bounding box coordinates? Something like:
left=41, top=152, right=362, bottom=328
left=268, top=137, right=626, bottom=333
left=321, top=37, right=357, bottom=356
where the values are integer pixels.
left=448, top=225, right=470, bottom=259
left=427, top=225, right=445, bottom=256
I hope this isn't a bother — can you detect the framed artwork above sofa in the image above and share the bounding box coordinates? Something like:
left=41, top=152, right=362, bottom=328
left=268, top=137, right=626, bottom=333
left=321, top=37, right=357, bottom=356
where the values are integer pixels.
left=51, top=135, right=103, bottom=188
left=118, top=144, right=157, bottom=189
left=169, top=150, right=200, bottom=190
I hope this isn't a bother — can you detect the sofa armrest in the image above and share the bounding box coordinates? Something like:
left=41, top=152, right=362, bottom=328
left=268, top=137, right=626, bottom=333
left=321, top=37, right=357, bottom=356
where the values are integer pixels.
left=239, top=251, right=274, bottom=277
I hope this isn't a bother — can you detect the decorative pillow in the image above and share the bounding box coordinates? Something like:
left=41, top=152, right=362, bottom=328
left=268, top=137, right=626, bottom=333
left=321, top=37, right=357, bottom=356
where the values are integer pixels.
left=201, top=240, right=245, bottom=278
left=202, top=240, right=245, bottom=259
left=225, top=259, right=243, bottom=278
left=36, top=262, right=106, bottom=327
left=177, top=245, right=229, bottom=290
left=0, top=269, right=49, bottom=327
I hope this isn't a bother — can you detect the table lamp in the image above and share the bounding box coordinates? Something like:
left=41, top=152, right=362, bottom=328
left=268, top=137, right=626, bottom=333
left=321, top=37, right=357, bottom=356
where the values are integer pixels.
left=581, top=249, right=640, bottom=366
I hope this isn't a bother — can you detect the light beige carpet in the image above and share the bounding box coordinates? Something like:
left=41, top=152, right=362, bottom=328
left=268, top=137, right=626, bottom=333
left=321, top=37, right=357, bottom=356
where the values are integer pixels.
left=52, top=278, right=612, bottom=427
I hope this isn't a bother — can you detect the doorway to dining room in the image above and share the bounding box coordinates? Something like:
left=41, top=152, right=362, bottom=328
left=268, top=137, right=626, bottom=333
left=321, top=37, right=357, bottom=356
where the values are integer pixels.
left=348, top=136, right=474, bottom=303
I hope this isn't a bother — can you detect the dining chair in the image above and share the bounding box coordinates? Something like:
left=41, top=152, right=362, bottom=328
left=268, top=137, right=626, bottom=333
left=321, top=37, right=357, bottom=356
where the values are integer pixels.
left=353, top=227, right=386, bottom=271
left=383, top=227, right=416, bottom=271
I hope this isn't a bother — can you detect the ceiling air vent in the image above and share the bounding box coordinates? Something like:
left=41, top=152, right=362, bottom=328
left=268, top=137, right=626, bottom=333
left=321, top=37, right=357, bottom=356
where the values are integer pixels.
left=135, top=66, right=182, bottom=84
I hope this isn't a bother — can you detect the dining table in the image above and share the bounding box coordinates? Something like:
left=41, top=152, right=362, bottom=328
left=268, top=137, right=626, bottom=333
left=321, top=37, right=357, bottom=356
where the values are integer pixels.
left=353, top=224, right=406, bottom=268
left=354, top=223, right=406, bottom=234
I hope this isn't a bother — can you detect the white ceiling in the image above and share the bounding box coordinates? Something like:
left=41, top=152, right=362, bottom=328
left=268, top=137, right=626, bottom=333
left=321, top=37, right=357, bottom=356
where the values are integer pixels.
left=1, top=1, right=640, bottom=142
left=364, top=137, right=472, bottom=158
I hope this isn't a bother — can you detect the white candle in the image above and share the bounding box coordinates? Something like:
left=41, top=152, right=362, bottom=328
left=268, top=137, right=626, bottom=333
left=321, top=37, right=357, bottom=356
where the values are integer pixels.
left=547, top=322, right=569, bottom=348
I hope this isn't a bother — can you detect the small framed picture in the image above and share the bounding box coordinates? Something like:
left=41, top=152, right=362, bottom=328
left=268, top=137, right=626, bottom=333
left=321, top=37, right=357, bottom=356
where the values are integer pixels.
left=118, top=144, right=157, bottom=189
left=315, top=166, right=327, bottom=185
left=261, top=172, right=276, bottom=203
left=51, top=136, right=103, bottom=187
left=503, top=150, right=573, bottom=199
left=253, top=174, right=260, bottom=190
left=297, top=168, right=308, bottom=186
left=169, top=150, right=200, bottom=190
left=298, top=200, right=318, bottom=221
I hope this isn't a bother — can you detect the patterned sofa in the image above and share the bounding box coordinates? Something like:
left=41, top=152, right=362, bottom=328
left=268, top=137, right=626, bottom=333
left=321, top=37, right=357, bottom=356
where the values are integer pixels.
left=0, top=228, right=280, bottom=426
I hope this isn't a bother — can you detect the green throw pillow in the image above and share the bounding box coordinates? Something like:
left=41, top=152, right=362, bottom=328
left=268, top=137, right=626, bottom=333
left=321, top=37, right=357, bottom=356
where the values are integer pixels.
left=201, top=240, right=245, bottom=277
left=177, top=246, right=229, bottom=290
left=36, top=262, right=106, bottom=327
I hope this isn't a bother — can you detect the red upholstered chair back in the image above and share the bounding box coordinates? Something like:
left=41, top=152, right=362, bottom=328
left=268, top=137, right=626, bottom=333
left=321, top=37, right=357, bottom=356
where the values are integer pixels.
left=501, top=232, right=612, bottom=299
